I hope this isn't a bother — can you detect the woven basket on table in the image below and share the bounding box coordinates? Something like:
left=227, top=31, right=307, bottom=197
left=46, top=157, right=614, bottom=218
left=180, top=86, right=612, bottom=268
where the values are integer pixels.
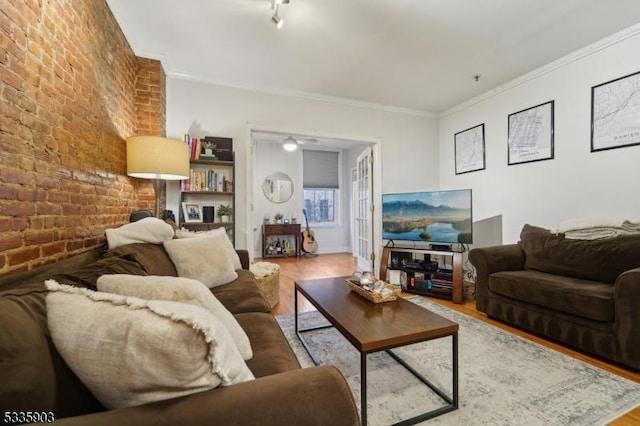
left=345, top=279, right=401, bottom=303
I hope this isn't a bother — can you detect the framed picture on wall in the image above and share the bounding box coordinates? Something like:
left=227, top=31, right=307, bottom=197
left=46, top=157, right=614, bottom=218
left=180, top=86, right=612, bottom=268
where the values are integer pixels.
left=591, top=70, right=640, bottom=152
left=182, top=202, right=203, bottom=223
left=454, top=123, right=486, bottom=174
left=508, top=100, right=554, bottom=165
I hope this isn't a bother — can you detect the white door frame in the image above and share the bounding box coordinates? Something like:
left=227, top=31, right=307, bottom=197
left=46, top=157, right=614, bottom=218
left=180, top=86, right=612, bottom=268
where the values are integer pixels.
left=244, top=123, right=382, bottom=266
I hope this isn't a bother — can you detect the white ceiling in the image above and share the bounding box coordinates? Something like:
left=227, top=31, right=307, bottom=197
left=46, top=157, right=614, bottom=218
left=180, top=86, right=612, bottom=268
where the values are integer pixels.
left=107, top=0, right=640, bottom=115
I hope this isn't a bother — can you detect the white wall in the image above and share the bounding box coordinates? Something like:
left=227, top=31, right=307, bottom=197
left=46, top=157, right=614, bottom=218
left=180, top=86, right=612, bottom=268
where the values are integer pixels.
left=166, top=79, right=439, bottom=252
left=438, top=29, right=640, bottom=244
left=252, top=142, right=301, bottom=256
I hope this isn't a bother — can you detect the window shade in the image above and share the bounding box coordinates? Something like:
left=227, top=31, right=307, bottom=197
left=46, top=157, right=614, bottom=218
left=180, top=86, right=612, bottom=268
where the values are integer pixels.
left=303, top=150, right=339, bottom=189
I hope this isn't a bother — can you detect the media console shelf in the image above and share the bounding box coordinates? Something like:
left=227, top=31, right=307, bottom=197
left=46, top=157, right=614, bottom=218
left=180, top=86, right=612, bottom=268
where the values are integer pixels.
left=380, top=246, right=464, bottom=304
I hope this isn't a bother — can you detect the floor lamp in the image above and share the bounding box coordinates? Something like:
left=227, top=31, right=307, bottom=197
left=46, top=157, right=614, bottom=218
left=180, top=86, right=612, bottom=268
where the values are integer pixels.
left=126, top=136, right=190, bottom=217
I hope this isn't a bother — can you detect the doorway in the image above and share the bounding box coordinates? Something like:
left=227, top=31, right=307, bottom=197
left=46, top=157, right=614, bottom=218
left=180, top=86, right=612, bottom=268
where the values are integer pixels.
left=246, top=126, right=381, bottom=267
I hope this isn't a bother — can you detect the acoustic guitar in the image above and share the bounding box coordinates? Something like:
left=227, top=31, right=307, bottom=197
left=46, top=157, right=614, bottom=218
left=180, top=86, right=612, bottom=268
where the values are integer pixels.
left=301, top=209, right=318, bottom=254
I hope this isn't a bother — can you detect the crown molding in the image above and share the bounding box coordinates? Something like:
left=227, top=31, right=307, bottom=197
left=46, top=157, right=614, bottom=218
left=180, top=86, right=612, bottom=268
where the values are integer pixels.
left=166, top=71, right=437, bottom=119
left=438, top=23, right=640, bottom=119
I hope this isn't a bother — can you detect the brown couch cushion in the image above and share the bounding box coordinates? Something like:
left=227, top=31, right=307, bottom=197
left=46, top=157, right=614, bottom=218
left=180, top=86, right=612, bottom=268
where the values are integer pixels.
left=104, top=243, right=178, bottom=277
left=211, top=270, right=271, bottom=314
left=519, top=224, right=640, bottom=283
left=489, top=270, right=615, bottom=322
left=0, top=282, right=104, bottom=416
left=49, top=256, right=147, bottom=290
left=236, top=312, right=300, bottom=378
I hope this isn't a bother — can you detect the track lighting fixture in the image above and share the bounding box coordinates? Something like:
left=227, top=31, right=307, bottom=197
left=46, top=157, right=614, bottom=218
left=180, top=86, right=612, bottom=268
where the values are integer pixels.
left=271, top=12, right=284, bottom=29
left=270, top=0, right=290, bottom=28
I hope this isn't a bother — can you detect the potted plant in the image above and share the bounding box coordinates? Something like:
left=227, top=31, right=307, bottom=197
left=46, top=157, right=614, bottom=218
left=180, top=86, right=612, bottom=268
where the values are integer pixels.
left=217, top=204, right=233, bottom=223
left=274, top=212, right=283, bottom=224
left=200, top=140, right=216, bottom=158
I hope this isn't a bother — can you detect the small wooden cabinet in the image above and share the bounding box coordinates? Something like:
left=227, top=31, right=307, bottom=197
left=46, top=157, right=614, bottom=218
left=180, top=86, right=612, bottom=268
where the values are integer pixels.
left=263, top=224, right=301, bottom=258
left=380, top=246, right=464, bottom=304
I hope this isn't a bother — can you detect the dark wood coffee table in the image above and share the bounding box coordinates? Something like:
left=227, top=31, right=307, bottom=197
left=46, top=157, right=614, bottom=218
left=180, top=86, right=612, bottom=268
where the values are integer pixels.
left=295, top=277, right=459, bottom=426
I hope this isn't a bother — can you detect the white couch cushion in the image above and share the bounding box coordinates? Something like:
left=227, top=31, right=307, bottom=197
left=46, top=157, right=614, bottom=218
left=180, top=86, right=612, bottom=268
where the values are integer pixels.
left=175, top=227, right=241, bottom=270
left=97, top=274, right=252, bottom=361
left=163, top=233, right=238, bottom=288
left=105, top=217, right=174, bottom=249
left=45, top=280, right=254, bottom=409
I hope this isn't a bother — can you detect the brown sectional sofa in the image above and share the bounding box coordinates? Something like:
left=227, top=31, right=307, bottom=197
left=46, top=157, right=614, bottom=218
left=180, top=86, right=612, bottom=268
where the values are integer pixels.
left=0, top=243, right=360, bottom=425
left=469, top=224, right=640, bottom=371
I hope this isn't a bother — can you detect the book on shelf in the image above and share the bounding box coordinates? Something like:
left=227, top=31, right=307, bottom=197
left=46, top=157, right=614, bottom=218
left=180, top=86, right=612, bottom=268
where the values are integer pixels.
left=182, top=168, right=233, bottom=192
left=182, top=133, right=204, bottom=160
left=183, top=134, right=234, bottom=162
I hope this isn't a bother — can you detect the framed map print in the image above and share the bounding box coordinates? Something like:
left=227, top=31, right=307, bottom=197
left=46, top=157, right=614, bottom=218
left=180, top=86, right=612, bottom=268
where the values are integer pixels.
left=454, top=123, right=485, bottom=174
left=508, top=101, right=554, bottom=165
left=591, top=70, right=640, bottom=152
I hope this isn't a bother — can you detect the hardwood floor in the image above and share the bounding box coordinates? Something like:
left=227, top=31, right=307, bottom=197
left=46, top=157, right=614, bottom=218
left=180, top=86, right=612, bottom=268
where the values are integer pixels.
left=261, top=252, right=640, bottom=425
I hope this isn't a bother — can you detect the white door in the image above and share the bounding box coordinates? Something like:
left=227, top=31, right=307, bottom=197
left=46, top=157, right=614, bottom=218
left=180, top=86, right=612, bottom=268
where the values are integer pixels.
left=350, top=168, right=358, bottom=255
left=355, top=147, right=373, bottom=272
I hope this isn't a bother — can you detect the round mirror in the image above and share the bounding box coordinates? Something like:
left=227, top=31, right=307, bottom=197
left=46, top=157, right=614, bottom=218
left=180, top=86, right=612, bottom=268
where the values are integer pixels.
left=262, top=172, right=294, bottom=203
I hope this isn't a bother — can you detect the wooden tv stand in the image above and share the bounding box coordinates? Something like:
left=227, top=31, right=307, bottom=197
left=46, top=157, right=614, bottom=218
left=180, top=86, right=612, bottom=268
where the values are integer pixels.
left=380, top=246, right=464, bottom=304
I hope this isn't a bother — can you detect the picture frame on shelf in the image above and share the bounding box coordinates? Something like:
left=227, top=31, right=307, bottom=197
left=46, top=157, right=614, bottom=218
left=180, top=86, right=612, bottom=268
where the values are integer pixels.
left=203, top=136, right=233, bottom=161
left=508, top=100, right=554, bottom=165
left=591, top=70, right=640, bottom=152
left=182, top=202, right=203, bottom=223
left=454, top=123, right=486, bottom=174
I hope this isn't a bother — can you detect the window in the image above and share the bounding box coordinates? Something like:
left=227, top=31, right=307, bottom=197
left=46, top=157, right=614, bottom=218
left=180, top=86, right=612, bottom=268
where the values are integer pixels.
left=303, top=150, right=340, bottom=226
left=304, top=189, right=338, bottom=224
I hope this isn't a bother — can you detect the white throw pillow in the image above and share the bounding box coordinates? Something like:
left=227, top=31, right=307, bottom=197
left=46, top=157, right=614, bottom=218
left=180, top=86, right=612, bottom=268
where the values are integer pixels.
left=175, top=227, right=242, bottom=270
left=45, top=280, right=254, bottom=409
left=97, top=274, right=252, bottom=361
left=163, top=233, right=238, bottom=288
left=105, top=217, right=175, bottom=249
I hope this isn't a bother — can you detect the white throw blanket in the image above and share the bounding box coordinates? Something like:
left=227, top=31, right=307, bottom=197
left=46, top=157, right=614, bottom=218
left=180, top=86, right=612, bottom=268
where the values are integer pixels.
left=554, top=218, right=640, bottom=240
left=105, top=217, right=175, bottom=249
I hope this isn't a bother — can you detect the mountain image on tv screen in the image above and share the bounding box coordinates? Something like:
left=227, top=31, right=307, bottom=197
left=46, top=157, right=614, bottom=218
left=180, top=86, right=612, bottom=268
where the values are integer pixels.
left=382, top=190, right=472, bottom=244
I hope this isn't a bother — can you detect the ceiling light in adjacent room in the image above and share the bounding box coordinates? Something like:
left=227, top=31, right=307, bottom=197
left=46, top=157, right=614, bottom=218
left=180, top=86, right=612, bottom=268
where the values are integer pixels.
left=283, top=136, right=298, bottom=151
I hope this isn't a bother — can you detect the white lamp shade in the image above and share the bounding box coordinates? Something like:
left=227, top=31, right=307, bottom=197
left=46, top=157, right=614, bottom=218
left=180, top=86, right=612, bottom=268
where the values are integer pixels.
left=126, top=136, right=190, bottom=180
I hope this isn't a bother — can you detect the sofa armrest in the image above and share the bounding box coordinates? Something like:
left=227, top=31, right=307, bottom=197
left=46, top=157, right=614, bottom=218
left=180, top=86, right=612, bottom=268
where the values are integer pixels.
left=614, top=267, right=640, bottom=370
left=468, top=244, right=525, bottom=312
left=236, top=249, right=250, bottom=270
left=51, top=366, right=360, bottom=426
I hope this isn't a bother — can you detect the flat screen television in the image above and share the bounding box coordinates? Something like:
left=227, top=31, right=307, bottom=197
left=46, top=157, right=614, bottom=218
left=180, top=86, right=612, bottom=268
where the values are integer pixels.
left=382, top=189, right=473, bottom=244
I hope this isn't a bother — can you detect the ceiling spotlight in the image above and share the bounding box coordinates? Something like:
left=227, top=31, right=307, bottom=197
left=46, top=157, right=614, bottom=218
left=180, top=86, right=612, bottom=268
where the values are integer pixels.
left=275, top=0, right=290, bottom=4
left=283, top=136, right=298, bottom=151
left=271, top=13, right=283, bottom=28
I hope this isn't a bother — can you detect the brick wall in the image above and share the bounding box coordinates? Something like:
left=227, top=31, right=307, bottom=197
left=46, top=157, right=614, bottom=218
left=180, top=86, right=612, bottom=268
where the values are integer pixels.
left=0, top=0, right=166, bottom=276
left=134, top=57, right=166, bottom=212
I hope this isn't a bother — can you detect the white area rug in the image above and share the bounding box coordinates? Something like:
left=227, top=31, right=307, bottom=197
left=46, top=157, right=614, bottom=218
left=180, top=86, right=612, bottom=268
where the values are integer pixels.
left=276, top=297, right=640, bottom=425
